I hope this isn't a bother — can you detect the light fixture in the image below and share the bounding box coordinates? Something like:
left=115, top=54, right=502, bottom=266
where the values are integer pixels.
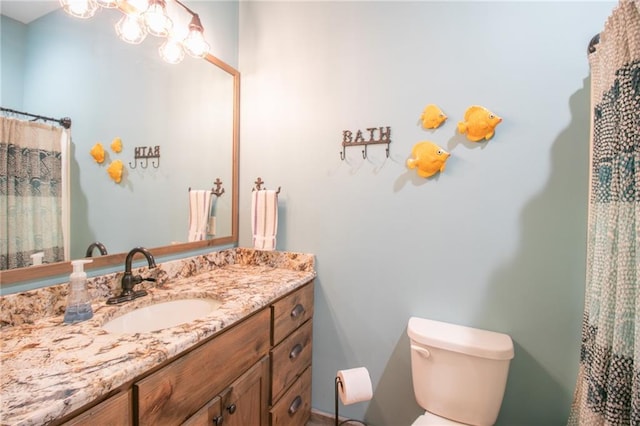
left=115, top=14, right=147, bottom=44
left=143, top=0, right=172, bottom=37
left=95, top=0, right=118, bottom=8
left=61, top=0, right=213, bottom=64
left=60, top=0, right=99, bottom=19
left=159, top=38, right=185, bottom=64
left=182, top=14, right=210, bottom=58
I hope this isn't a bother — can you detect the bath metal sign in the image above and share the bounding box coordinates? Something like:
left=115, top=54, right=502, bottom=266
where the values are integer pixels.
left=340, top=126, right=391, bottom=160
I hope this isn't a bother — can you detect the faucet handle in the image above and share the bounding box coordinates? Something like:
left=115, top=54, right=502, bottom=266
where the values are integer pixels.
left=133, top=275, right=156, bottom=284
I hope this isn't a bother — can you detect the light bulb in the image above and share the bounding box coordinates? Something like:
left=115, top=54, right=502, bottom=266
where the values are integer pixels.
left=183, top=14, right=210, bottom=58
left=60, top=0, right=98, bottom=18
left=143, top=0, right=172, bottom=37
left=115, top=14, right=147, bottom=44
left=159, top=38, right=185, bottom=64
left=183, top=30, right=209, bottom=58
left=95, top=0, right=118, bottom=8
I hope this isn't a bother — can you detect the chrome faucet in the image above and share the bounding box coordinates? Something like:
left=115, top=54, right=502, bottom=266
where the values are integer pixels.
left=106, top=247, right=157, bottom=305
left=85, top=241, right=108, bottom=257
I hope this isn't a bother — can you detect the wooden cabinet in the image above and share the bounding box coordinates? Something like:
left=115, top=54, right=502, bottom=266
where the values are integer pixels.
left=62, top=390, right=132, bottom=426
left=61, top=280, right=314, bottom=426
left=183, top=356, right=269, bottom=426
left=270, top=281, right=314, bottom=426
left=136, top=309, right=270, bottom=425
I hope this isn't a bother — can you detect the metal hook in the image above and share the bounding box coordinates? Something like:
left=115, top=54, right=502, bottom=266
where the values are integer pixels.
left=253, top=177, right=281, bottom=194
left=212, top=178, right=225, bottom=197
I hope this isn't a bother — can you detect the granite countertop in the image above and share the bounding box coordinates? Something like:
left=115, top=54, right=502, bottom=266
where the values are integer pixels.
left=0, top=249, right=315, bottom=426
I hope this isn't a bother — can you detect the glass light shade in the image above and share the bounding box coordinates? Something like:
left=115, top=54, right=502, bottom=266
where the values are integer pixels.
left=95, top=0, right=118, bottom=8
left=60, top=0, right=98, bottom=18
left=143, top=1, right=172, bottom=37
left=159, top=39, right=185, bottom=64
left=182, top=15, right=209, bottom=58
left=115, top=14, right=147, bottom=44
left=127, top=0, right=149, bottom=12
left=183, top=29, right=210, bottom=58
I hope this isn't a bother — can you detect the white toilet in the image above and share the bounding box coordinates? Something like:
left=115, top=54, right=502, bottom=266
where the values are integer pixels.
left=407, top=316, right=514, bottom=426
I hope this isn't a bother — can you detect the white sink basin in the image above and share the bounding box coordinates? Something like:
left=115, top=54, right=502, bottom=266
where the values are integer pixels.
left=102, top=298, right=222, bottom=334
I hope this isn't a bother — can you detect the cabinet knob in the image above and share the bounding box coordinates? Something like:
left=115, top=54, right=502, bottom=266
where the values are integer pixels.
left=290, top=304, right=305, bottom=319
left=288, top=395, right=303, bottom=415
left=289, top=343, right=303, bottom=360
left=212, top=415, right=224, bottom=425
left=227, top=403, right=237, bottom=414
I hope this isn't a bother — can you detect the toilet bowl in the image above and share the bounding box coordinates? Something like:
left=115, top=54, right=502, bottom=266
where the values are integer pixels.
left=407, top=317, right=514, bottom=426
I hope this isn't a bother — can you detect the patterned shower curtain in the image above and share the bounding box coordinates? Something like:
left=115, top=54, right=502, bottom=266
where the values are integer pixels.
left=0, top=117, right=67, bottom=269
left=569, top=1, right=640, bottom=425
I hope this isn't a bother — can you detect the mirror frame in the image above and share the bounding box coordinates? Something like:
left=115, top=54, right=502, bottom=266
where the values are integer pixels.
left=0, top=53, right=240, bottom=286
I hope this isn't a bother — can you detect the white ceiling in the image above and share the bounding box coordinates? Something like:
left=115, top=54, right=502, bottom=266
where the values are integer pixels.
left=1, top=1, right=60, bottom=24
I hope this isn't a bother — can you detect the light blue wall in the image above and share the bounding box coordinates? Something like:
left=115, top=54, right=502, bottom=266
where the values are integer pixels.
left=238, top=2, right=615, bottom=424
left=0, top=15, right=27, bottom=108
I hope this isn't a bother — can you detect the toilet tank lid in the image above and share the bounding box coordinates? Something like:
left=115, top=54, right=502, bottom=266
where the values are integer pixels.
left=408, top=317, right=514, bottom=360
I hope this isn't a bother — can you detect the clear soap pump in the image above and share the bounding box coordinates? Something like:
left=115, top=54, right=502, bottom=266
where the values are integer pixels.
left=63, top=259, right=94, bottom=324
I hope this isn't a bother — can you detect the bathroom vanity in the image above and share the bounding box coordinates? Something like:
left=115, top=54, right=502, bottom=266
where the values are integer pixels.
left=0, top=249, right=315, bottom=426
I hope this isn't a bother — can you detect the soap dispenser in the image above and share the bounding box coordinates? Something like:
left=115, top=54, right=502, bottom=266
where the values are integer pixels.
left=63, top=259, right=94, bottom=324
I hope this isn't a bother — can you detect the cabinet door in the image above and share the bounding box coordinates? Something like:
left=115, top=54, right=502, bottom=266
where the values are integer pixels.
left=222, top=355, right=270, bottom=426
left=136, top=309, right=270, bottom=425
left=182, top=395, right=223, bottom=426
left=62, top=390, right=132, bottom=426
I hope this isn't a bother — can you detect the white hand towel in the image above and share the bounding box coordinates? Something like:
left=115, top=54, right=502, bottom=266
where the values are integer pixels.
left=252, top=190, right=278, bottom=250
left=197, top=191, right=212, bottom=240
left=188, top=190, right=212, bottom=242
left=188, top=190, right=199, bottom=242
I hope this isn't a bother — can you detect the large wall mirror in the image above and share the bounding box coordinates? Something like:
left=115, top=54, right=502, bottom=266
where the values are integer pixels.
left=0, top=2, right=239, bottom=286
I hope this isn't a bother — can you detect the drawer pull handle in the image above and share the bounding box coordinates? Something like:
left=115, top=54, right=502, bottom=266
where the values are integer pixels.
left=288, top=395, right=303, bottom=415
left=289, top=343, right=303, bottom=359
left=227, top=403, right=237, bottom=414
left=212, top=415, right=224, bottom=425
left=291, top=304, right=305, bottom=318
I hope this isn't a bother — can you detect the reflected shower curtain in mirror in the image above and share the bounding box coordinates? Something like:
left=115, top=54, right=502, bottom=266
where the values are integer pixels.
left=569, top=1, right=639, bottom=424
left=0, top=117, right=69, bottom=269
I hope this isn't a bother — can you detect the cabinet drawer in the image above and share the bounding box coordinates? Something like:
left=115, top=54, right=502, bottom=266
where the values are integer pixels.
left=136, top=309, right=270, bottom=425
left=271, top=319, right=312, bottom=403
left=269, top=366, right=311, bottom=426
left=63, top=390, right=132, bottom=426
left=272, top=281, right=314, bottom=346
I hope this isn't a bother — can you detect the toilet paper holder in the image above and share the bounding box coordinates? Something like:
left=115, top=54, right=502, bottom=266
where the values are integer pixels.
left=334, top=376, right=368, bottom=426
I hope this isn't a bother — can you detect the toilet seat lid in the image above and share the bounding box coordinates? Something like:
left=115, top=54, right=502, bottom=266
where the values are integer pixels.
left=412, top=411, right=468, bottom=426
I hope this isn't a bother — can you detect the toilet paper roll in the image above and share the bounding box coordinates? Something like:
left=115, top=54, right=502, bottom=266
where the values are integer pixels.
left=337, top=367, right=373, bottom=405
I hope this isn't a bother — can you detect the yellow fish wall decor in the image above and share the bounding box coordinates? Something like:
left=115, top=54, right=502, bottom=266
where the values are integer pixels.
left=457, top=105, right=502, bottom=142
left=111, top=137, right=123, bottom=153
left=107, top=160, right=124, bottom=183
left=90, top=143, right=105, bottom=163
left=419, top=104, right=447, bottom=129
left=407, top=141, right=450, bottom=178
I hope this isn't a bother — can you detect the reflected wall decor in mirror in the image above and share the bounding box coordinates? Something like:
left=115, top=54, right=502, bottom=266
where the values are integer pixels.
left=0, top=1, right=239, bottom=286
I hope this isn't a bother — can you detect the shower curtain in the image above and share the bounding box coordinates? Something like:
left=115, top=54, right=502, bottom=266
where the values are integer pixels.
left=569, top=1, right=640, bottom=425
left=0, top=117, right=69, bottom=269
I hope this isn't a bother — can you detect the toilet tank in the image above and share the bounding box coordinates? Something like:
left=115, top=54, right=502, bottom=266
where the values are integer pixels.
left=407, top=317, right=514, bottom=426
